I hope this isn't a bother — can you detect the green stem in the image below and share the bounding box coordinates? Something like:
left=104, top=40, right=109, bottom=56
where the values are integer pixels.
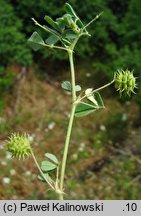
left=32, top=18, right=60, bottom=40
left=68, top=50, right=77, bottom=102
left=59, top=104, right=76, bottom=200
left=59, top=50, right=77, bottom=200
left=79, top=79, right=115, bottom=101
left=80, top=101, right=101, bottom=109
left=32, top=18, right=69, bottom=52
left=31, top=150, right=55, bottom=191
left=83, top=12, right=103, bottom=30
left=44, top=44, right=69, bottom=52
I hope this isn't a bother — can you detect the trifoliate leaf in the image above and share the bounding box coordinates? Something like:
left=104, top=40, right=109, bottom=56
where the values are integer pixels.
left=61, top=81, right=81, bottom=92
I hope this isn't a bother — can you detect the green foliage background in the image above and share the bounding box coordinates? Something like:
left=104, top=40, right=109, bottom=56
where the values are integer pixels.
left=0, top=0, right=32, bottom=66
left=1, top=0, right=140, bottom=75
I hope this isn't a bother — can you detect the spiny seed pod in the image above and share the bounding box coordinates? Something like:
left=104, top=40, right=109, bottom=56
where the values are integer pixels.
left=7, top=133, right=31, bottom=159
left=115, top=69, right=137, bottom=96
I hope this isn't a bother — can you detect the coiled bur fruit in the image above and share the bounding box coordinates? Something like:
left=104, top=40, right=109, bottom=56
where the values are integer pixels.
left=7, top=133, right=31, bottom=159
left=115, top=69, right=137, bottom=96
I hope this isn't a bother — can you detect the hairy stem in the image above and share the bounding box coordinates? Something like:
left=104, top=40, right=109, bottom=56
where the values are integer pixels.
left=59, top=50, right=77, bottom=200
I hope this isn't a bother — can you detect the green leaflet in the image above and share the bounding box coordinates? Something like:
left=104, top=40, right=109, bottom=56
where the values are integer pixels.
left=38, top=153, right=59, bottom=184
left=44, top=16, right=59, bottom=31
left=76, top=19, right=84, bottom=28
left=61, top=81, right=81, bottom=92
left=65, top=32, right=77, bottom=40
left=45, top=153, right=59, bottom=165
left=95, top=92, right=104, bottom=107
left=46, top=35, right=59, bottom=45
left=28, top=31, right=45, bottom=51
left=43, top=25, right=60, bottom=37
left=38, top=173, right=53, bottom=184
left=56, top=18, right=66, bottom=32
left=75, top=100, right=97, bottom=117
left=41, top=160, right=57, bottom=172
left=75, top=85, right=81, bottom=92
left=61, top=81, right=71, bottom=91
left=64, top=3, right=77, bottom=18
left=75, top=92, right=104, bottom=117
left=64, top=3, right=84, bottom=29
left=63, top=14, right=74, bottom=27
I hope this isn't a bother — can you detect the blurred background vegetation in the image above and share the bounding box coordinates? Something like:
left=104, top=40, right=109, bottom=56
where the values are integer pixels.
left=0, top=0, right=141, bottom=199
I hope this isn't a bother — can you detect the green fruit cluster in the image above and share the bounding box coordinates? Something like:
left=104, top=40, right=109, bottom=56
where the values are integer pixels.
left=115, top=69, right=137, bottom=96
left=7, top=133, right=31, bottom=159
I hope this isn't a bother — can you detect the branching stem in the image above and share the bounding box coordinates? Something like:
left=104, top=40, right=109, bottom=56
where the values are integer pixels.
left=44, top=44, right=69, bottom=52
left=32, top=18, right=69, bottom=52
left=79, top=79, right=115, bottom=101
left=32, top=10, right=110, bottom=200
